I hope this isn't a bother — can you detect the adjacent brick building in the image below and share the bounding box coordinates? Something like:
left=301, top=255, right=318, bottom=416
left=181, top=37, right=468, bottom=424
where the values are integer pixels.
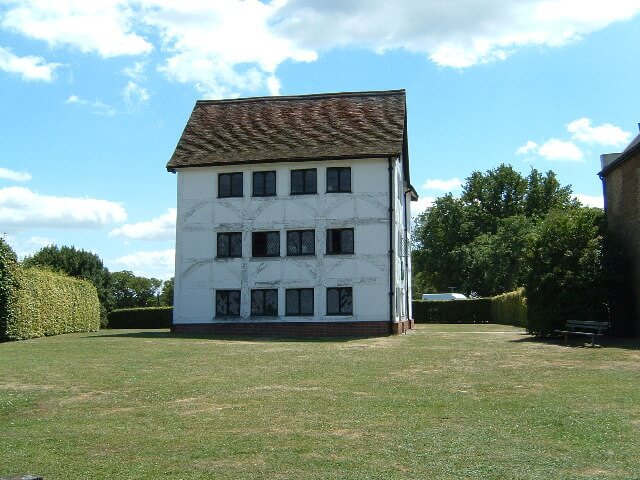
left=599, top=130, right=640, bottom=335
left=166, top=90, right=418, bottom=336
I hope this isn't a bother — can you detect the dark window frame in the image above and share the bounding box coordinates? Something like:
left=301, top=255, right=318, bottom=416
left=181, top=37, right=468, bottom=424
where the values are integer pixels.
left=252, top=170, right=277, bottom=197
left=286, top=229, right=315, bottom=256
left=217, top=232, right=242, bottom=258
left=218, top=172, right=243, bottom=198
left=326, top=228, right=355, bottom=255
left=326, top=167, right=352, bottom=193
left=285, top=288, right=314, bottom=316
left=251, top=289, right=278, bottom=316
left=290, top=168, right=317, bottom=195
left=252, top=231, right=280, bottom=257
left=326, top=287, right=353, bottom=316
left=215, top=289, right=241, bottom=317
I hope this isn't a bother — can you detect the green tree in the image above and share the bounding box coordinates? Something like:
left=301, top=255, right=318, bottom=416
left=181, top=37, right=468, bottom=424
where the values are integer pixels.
left=22, top=245, right=113, bottom=318
left=413, top=165, right=574, bottom=296
left=159, top=277, right=174, bottom=307
left=524, top=207, right=608, bottom=335
left=111, top=270, right=162, bottom=309
left=463, top=215, right=534, bottom=296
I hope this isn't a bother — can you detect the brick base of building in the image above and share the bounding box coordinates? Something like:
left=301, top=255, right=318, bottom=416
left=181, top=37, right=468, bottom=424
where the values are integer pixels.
left=171, top=320, right=414, bottom=337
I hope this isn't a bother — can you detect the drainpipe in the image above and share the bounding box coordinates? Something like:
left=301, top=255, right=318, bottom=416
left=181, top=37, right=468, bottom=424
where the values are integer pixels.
left=388, top=157, right=395, bottom=330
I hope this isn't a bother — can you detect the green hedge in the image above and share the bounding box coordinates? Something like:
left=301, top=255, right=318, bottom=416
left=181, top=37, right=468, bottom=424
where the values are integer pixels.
left=490, top=289, right=527, bottom=327
left=412, top=299, right=491, bottom=324
left=0, top=238, right=19, bottom=339
left=108, top=307, right=173, bottom=329
left=3, top=267, right=100, bottom=341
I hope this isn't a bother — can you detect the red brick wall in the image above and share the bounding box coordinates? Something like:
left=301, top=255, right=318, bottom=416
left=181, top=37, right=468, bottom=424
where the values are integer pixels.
left=172, top=320, right=413, bottom=337
left=603, top=150, right=640, bottom=334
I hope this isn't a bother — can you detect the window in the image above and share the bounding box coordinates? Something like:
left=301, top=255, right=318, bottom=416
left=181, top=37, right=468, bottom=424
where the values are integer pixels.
left=326, top=228, right=354, bottom=254
left=218, top=172, right=243, bottom=198
left=326, top=167, right=351, bottom=193
left=215, top=290, right=240, bottom=317
left=252, top=231, right=280, bottom=257
left=287, top=230, right=315, bottom=256
left=253, top=171, right=276, bottom=197
left=251, top=289, right=278, bottom=316
left=291, top=168, right=317, bottom=195
left=217, top=232, right=242, bottom=258
left=286, top=288, right=314, bottom=316
left=327, top=287, right=353, bottom=315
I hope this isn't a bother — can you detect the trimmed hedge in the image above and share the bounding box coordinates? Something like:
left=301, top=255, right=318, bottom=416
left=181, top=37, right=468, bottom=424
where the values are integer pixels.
left=0, top=238, right=19, bottom=339
left=3, top=267, right=100, bottom=341
left=108, top=307, right=173, bottom=329
left=412, top=299, right=491, bottom=324
left=490, top=289, right=527, bottom=327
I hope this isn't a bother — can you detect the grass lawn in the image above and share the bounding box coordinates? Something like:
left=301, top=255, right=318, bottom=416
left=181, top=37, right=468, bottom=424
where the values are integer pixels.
left=1, top=324, right=639, bottom=479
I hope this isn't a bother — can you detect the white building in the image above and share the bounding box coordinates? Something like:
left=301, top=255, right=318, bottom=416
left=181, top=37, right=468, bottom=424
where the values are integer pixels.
left=167, top=90, right=417, bottom=336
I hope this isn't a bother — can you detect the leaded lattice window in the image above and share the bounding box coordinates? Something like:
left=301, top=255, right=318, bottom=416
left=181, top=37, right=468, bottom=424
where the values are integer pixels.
left=326, top=167, right=351, bottom=193
left=217, top=232, right=242, bottom=257
left=326, top=287, right=353, bottom=315
left=326, top=228, right=354, bottom=254
left=285, top=288, right=314, bottom=316
left=252, top=231, right=280, bottom=257
left=253, top=171, right=276, bottom=197
left=291, top=168, right=317, bottom=195
left=287, top=230, right=315, bottom=256
left=216, top=290, right=240, bottom=317
left=251, top=289, right=278, bottom=316
left=218, top=172, right=243, bottom=198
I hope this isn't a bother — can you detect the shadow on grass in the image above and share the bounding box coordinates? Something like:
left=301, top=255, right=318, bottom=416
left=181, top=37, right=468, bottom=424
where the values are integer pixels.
left=510, top=335, right=640, bottom=350
left=86, top=330, right=366, bottom=343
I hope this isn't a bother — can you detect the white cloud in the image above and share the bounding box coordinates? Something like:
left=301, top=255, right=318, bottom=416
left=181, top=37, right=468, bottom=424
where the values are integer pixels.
left=537, top=139, right=584, bottom=162
left=65, top=94, right=117, bottom=116
left=273, top=0, right=640, bottom=68
left=3, top=1, right=639, bottom=96
left=123, top=81, right=150, bottom=107
left=144, top=0, right=316, bottom=98
left=516, top=140, right=539, bottom=155
left=25, top=236, right=54, bottom=248
left=114, top=248, right=175, bottom=279
left=267, top=75, right=281, bottom=96
left=0, top=46, right=59, bottom=81
left=110, top=208, right=176, bottom=241
left=567, top=117, right=632, bottom=147
left=575, top=193, right=604, bottom=208
left=0, top=167, right=31, bottom=182
left=123, top=61, right=147, bottom=80
left=0, top=186, right=127, bottom=231
left=422, top=178, right=463, bottom=192
left=0, top=0, right=152, bottom=57
left=411, top=196, right=436, bottom=218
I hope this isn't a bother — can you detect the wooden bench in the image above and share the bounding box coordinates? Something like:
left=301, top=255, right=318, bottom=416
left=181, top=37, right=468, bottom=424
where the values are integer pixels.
left=556, top=320, right=610, bottom=346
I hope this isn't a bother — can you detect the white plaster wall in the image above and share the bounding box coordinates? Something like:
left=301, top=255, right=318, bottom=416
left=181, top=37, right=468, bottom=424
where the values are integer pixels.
left=173, top=157, right=411, bottom=324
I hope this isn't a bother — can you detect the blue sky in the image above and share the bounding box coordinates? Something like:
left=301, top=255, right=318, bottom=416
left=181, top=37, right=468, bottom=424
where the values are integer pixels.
left=1, top=1, right=639, bottom=279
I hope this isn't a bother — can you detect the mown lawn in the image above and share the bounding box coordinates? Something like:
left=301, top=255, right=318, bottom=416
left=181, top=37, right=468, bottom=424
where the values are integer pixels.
left=1, top=324, right=639, bottom=479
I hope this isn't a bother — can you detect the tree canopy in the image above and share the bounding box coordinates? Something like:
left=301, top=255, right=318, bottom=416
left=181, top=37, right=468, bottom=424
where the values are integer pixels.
left=413, top=164, right=577, bottom=297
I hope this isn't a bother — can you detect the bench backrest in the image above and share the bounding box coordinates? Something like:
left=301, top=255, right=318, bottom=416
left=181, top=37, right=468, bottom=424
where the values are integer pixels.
left=565, top=320, right=610, bottom=333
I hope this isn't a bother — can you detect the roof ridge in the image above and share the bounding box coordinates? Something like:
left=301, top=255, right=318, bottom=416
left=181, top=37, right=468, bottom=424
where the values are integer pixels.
left=196, top=89, right=406, bottom=105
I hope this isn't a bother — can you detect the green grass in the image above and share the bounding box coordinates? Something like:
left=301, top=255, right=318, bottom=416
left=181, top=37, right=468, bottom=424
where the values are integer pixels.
left=1, top=324, right=639, bottom=479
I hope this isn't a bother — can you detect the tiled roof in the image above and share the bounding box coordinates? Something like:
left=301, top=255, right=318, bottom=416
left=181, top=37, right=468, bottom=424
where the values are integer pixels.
left=166, top=90, right=407, bottom=170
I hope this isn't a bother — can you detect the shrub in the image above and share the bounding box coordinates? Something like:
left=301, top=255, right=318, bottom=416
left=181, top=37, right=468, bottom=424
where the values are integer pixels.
left=491, top=289, right=527, bottom=327
left=412, top=299, right=491, bottom=324
left=107, top=307, right=173, bottom=329
left=3, top=267, right=100, bottom=341
left=525, top=207, right=607, bottom=335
